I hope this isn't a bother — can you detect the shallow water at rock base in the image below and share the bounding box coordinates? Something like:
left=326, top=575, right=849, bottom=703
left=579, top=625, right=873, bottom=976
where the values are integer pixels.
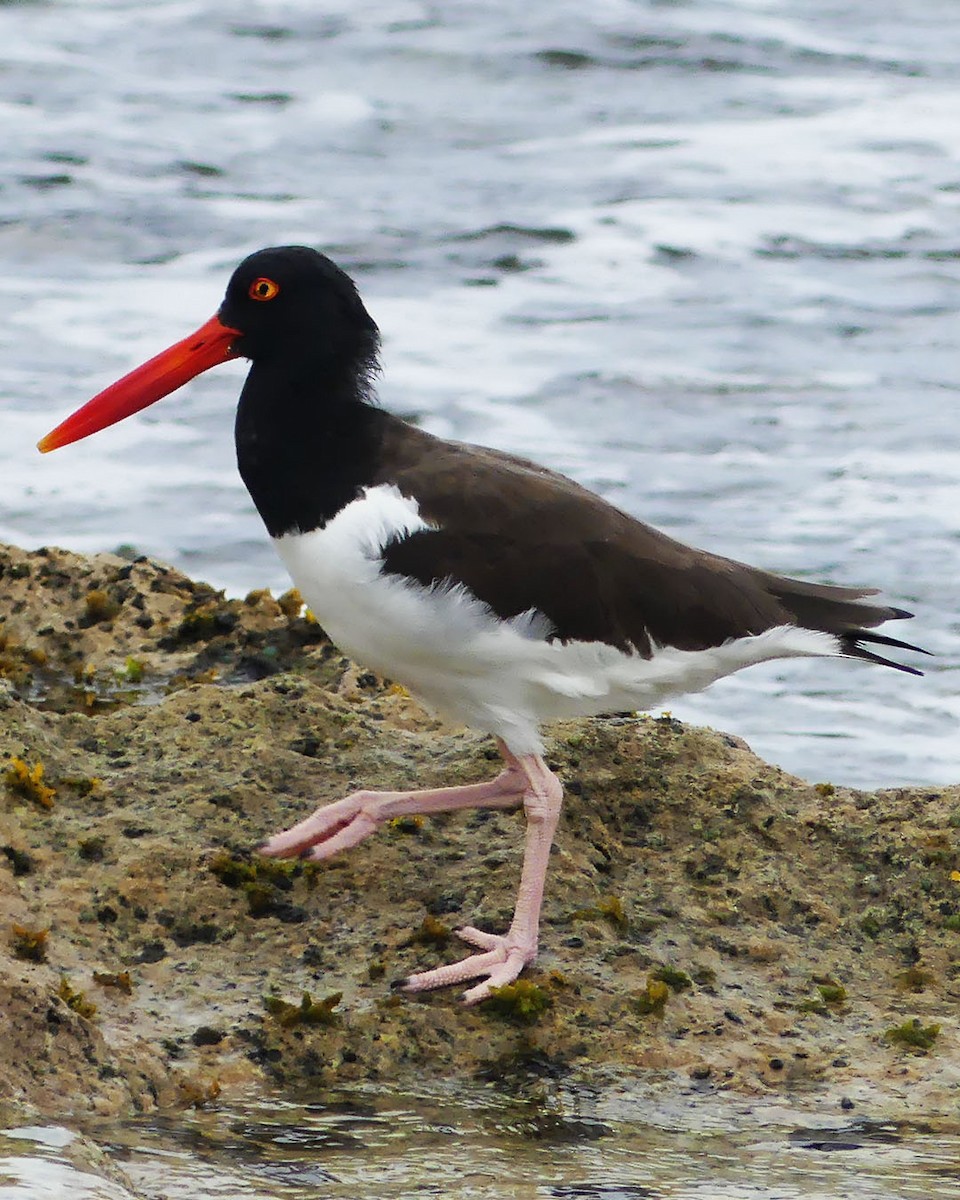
left=4, top=1084, right=960, bottom=1199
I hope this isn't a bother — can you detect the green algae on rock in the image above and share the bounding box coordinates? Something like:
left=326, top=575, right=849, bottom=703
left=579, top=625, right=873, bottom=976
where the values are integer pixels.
left=633, top=977, right=671, bottom=1017
left=884, top=1019, right=941, bottom=1054
left=4, top=757, right=56, bottom=809
left=263, top=989, right=342, bottom=1027
left=11, top=923, right=49, bottom=962
left=58, top=975, right=98, bottom=1019
left=482, top=980, right=552, bottom=1025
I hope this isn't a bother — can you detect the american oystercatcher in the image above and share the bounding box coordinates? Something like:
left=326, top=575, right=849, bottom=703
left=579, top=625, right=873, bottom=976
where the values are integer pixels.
left=39, top=246, right=926, bottom=1003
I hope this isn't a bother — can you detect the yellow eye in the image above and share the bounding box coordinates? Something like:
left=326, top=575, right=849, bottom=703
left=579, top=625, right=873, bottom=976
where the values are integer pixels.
left=249, top=277, right=280, bottom=301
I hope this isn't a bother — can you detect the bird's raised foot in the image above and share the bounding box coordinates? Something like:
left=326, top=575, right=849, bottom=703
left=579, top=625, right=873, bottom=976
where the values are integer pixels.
left=258, top=791, right=382, bottom=860
left=396, top=925, right=537, bottom=1005
left=258, top=767, right=528, bottom=862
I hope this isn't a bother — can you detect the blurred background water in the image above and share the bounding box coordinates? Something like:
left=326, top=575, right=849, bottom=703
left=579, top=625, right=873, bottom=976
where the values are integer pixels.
left=1, top=4, right=959, bottom=782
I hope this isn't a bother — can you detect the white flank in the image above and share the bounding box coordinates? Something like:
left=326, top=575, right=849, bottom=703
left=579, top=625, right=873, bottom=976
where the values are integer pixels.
left=274, top=485, right=842, bottom=756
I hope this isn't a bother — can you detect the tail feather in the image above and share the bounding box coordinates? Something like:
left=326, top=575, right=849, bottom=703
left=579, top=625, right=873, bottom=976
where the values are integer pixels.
left=840, top=627, right=931, bottom=677
left=848, top=627, right=930, bottom=655
left=768, top=582, right=906, bottom=632
left=761, top=574, right=928, bottom=675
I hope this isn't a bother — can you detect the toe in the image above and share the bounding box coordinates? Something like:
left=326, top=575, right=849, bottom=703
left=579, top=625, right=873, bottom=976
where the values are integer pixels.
left=455, top=925, right=500, bottom=950
left=461, top=978, right=495, bottom=1005
left=461, top=953, right=527, bottom=1005
left=401, top=949, right=500, bottom=993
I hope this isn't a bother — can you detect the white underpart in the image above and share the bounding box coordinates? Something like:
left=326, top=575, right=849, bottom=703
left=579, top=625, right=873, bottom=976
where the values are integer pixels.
left=274, top=485, right=842, bottom=757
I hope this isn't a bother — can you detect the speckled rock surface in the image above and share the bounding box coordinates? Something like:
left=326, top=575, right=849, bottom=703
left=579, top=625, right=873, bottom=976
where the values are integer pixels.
left=1, top=542, right=958, bottom=1123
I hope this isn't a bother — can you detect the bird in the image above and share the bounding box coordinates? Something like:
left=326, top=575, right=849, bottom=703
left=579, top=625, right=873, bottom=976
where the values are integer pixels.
left=38, top=245, right=927, bottom=1004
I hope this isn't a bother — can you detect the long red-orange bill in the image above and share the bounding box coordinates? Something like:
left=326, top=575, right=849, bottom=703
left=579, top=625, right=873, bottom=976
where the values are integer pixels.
left=37, top=313, right=242, bottom=453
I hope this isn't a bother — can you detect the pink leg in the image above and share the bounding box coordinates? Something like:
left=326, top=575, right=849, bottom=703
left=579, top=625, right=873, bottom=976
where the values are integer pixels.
left=258, top=742, right=564, bottom=1004
left=258, top=739, right=526, bottom=860
left=398, top=753, right=563, bottom=1005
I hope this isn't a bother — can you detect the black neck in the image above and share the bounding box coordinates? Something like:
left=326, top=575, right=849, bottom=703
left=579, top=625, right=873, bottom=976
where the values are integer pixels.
left=235, top=358, right=384, bottom=538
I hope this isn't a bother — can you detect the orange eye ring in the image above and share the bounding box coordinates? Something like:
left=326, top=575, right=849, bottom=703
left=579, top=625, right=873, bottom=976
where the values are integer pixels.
left=249, top=277, right=280, bottom=301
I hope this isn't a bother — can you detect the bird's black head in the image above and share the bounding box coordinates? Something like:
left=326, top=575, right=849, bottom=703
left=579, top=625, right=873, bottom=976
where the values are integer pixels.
left=220, top=245, right=380, bottom=380
left=37, top=245, right=382, bottom=455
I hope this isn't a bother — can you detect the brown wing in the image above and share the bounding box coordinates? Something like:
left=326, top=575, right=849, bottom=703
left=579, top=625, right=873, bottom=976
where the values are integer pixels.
left=373, top=417, right=917, bottom=662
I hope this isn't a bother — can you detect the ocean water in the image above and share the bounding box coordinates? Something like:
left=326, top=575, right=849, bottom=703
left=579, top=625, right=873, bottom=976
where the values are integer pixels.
left=1, top=4, right=958, bottom=786
left=5, top=1089, right=960, bottom=1200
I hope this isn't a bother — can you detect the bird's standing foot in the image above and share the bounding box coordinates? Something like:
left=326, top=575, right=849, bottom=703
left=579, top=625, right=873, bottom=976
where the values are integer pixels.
left=396, top=755, right=562, bottom=1005
left=396, top=925, right=537, bottom=1005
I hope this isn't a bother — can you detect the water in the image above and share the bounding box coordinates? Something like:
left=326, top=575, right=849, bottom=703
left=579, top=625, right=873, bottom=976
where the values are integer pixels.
left=4, top=1088, right=960, bottom=1199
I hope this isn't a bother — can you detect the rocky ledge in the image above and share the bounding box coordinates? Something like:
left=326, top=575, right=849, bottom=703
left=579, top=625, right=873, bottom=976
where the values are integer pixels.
left=0, top=542, right=957, bottom=1124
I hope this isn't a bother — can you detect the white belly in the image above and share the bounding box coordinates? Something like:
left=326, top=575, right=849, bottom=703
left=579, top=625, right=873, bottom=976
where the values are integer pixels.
left=274, top=485, right=839, bottom=756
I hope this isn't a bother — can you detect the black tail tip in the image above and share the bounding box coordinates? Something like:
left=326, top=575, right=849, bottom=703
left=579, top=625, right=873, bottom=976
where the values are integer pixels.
left=842, top=628, right=931, bottom=676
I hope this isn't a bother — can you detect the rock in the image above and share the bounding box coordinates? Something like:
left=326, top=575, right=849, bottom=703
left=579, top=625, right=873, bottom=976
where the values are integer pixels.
left=0, top=542, right=957, bottom=1119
